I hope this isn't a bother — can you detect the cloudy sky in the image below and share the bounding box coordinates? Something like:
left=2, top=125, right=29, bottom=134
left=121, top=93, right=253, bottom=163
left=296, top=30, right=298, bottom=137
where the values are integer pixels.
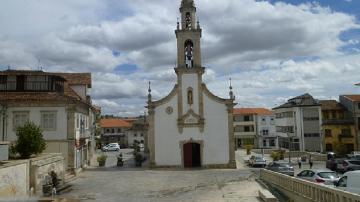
left=1, top=0, right=360, bottom=116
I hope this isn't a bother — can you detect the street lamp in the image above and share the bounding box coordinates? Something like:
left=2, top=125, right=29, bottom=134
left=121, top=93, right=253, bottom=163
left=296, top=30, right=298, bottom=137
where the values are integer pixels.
left=0, top=104, right=7, bottom=141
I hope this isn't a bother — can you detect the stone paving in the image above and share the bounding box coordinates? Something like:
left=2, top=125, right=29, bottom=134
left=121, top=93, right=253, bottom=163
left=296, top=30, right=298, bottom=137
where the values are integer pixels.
left=61, top=149, right=265, bottom=202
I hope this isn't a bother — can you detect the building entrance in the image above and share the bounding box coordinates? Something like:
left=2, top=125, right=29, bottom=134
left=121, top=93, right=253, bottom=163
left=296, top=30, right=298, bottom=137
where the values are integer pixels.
left=183, top=143, right=201, bottom=168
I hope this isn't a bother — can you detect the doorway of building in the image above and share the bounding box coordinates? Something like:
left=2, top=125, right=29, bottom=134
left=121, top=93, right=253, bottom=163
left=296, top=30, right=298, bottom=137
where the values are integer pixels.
left=183, top=142, right=201, bottom=168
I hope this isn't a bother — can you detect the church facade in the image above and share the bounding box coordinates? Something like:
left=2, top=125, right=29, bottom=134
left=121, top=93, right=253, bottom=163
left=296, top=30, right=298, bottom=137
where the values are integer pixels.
left=147, top=0, right=236, bottom=168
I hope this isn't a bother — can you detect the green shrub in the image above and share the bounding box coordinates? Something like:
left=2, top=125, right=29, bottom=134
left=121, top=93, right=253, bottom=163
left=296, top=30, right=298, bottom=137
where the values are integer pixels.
left=97, top=154, right=107, bottom=166
left=14, top=122, right=46, bottom=159
left=271, top=151, right=280, bottom=161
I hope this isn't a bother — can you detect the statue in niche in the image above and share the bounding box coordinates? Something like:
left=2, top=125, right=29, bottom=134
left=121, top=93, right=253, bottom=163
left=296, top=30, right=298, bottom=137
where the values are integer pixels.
left=185, top=41, right=193, bottom=68
left=187, top=89, right=193, bottom=105
left=185, top=12, right=192, bottom=29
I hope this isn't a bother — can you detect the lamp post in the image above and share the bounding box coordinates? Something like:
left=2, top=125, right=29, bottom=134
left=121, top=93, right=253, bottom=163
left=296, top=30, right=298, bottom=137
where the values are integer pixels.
left=0, top=104, right=7, bottom=141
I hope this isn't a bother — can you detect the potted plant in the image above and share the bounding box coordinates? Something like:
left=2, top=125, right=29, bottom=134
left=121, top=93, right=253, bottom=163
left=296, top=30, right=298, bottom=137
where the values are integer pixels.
left=97, top=154, right=107, bottom=167
left=271, top=151, right=280, bottom=161
left=134, top=153, right=143, bottom=167
left=117, top=153, right=124, bottom=167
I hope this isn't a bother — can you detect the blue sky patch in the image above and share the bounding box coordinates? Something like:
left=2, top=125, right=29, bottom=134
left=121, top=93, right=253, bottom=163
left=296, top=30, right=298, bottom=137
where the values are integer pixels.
left=114, top=63, right=138, bottom=75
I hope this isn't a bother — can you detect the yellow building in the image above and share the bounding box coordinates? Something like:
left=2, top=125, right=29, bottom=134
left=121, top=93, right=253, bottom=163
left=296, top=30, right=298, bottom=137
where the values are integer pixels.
left=320, top=100, right=357, bottom=153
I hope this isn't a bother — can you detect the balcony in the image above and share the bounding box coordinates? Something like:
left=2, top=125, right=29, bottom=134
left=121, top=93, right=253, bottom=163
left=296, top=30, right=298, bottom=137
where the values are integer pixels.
left=0, top=75, right=64, bottom=92
left=322, top=119, right=354, bottom=125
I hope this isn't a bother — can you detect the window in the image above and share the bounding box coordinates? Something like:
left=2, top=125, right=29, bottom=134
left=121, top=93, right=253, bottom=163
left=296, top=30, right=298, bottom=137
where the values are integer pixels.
left=134, top=133, right=137, bottom=137
left=262, top=130, right=269, bottom=136
left=111, top=129, right=115, bottom=133
left=358, top=118, right=360, bottom=130
left=141, top=133, right=144, bottom=137
left=270, top=139, right=275, bottom=147
left=76, top=114, right=80, bottom=129
left=118, top=128, right=122, bottom=133
left=358, top=103, right=360, bottom=110
left=106, top=129, right=110, bottom=133
left=341, top=129, right=351, bottom=136
left=13, top=111, right=29, bottom=129
left=326, top=144, right=333, bottom=152
left=41, top=111, right=57, bottom=130
left=332, top=111, right=337, bottom=119
left=304, top=133, right=320, bottom=137
left=323, top=112, right=329, bottom=120
left=244, top=116, right=250, bottom=121
left=263, top=140, right=266, bottom=147
left=325, top=129, right=332, bottom=137
left=337, top=176, right=347, bottom=187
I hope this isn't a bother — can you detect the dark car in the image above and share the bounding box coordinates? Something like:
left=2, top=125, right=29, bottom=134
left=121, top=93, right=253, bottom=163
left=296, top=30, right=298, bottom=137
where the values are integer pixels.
left=265, top=161, right=294, bottom=176
left=326, top=158, right=345, bottom=171
left=336, top=159, right=360, bottom=173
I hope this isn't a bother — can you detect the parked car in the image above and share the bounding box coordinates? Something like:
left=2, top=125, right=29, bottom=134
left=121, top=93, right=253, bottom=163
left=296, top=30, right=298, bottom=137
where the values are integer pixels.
left=326, top=158, right=346, bottom=171
left=335, top=170, right=360, bottom=194
left=265, top=161, right=294, bottom=176
left=249, top=156, right=266, bottom=167
left=336, top=159, right=360, bottom=173
left=296, top=169, right=340, bottom=186
left=102, top=143, right=120, bottom=152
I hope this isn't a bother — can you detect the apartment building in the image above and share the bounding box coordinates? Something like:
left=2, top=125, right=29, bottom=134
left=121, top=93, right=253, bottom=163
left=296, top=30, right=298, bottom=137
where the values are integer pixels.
left=320, top=100, right=356, bottom=153
left=233, top=108, right=275, bottom=149
left=340, top=95, right=360, bottom=150
left=0, top=70, right=98, bottom=172
left=100, top=118, right=131, bottom=147
left=273, top=93, right=322, bottom=152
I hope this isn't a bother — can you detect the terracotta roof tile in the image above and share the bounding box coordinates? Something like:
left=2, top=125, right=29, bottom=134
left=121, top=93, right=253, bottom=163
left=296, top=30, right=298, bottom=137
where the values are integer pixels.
left=343, top=95, right=360, bottom=102
left=100, top=119, right=132, bottom=128
left=233, top=108, right=273, bottom=115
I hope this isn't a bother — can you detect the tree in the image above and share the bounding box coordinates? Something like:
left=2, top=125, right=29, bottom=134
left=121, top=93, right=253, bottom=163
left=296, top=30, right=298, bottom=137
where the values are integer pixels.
left=15, top=122, right=46, bottom=159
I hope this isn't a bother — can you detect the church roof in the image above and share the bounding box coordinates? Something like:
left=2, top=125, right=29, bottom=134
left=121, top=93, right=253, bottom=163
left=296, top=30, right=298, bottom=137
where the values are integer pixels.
left=233, top=108, right=273, bottom=115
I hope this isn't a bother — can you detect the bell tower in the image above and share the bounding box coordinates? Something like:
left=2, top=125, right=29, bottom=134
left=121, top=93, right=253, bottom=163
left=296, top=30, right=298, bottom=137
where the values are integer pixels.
left=175, top=0, right=205, bottom=133
left=175, top=0, right=202, bottom=72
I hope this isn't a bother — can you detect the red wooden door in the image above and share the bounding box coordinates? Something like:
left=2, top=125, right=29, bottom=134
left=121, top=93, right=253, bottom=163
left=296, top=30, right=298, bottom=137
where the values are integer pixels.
left=183, top=143, right=192, bottom=168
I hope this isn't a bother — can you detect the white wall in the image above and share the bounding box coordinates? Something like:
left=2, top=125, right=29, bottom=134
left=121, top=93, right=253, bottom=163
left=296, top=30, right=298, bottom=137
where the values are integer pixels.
left=154, top=90, right=229, bottom=166
left=70, top=85, right=87, bottom=101
left=6, top=107, right=67, bottom=141
left=181, top=74, right=199, bottom=114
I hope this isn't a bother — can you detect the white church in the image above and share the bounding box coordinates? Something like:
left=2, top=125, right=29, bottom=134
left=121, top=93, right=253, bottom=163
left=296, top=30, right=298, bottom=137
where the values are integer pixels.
left=147, top=0, right=236, bottom=168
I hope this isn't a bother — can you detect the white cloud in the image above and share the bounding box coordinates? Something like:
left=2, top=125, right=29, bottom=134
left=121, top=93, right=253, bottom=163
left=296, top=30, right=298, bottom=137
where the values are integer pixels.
left=0, top=0, right=359, bottom=115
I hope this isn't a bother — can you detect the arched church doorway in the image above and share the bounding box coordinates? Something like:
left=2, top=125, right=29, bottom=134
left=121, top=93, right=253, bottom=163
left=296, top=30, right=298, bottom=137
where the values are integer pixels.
left=183, top=142, right=201, bottom=168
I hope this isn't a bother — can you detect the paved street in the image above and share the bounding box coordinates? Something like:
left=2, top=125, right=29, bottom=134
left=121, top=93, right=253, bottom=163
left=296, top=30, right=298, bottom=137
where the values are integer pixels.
left=61, top=149, right=265, bottom=202
left=60, top=149, right=331, bottom=201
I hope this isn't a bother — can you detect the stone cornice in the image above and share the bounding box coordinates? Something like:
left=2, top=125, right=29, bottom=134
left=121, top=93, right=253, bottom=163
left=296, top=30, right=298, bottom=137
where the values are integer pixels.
left=151, top=84, right=178, bottom=107
left=175, top=66, right=205, bottom=75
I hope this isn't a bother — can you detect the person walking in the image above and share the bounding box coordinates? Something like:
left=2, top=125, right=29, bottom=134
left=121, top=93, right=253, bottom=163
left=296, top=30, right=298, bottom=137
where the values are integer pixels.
left=309, top=157, right=313, bottom=169
left=297, top=157, right=302, bottom=169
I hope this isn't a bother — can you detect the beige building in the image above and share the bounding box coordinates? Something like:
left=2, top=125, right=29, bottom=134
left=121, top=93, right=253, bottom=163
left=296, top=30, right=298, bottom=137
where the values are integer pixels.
left=340, top=95, right=360, bottom=150
left=0, top=70, right=98, bottom=173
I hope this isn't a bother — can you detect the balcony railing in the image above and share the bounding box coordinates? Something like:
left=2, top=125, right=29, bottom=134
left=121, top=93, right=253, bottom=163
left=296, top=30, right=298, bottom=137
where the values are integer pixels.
left=0, top=80, right=64, bottom=92
left=322, top=119, right=354, bottom=125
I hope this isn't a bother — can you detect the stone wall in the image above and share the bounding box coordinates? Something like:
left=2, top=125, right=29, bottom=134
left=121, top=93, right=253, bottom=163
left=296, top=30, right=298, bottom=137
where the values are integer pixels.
left=0, top=160, right=29, bottom=197
left=0, top=153, right=65, bottom=197
left=30, top=153, right=65, bottom=195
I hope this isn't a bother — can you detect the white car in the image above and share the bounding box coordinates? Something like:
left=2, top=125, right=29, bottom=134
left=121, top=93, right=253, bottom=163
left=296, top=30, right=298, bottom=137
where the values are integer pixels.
left=102, top=143, right=120, bottom=152
left=249, top=156, right=266, bottom=167
left=296, top=169, right=339, bottom=186
left=336, top=170, right=360, bottom=194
